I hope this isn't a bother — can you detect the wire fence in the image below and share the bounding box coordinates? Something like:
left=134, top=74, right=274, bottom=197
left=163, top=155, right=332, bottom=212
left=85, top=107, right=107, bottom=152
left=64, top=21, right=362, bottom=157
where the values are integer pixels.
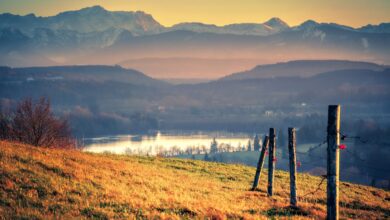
left=293, top=134, right=390, bottom=172
left=287, top=134, right=390, bottom=199
left=341, top=132, right=390, bottom=147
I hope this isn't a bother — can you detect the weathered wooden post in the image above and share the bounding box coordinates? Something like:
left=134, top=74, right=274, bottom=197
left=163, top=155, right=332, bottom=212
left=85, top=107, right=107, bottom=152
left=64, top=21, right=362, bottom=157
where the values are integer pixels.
left=288, top=127, right=298, bottom=206
left=268, top=128, right=276, bottom=196
left=252, top=136, right=270, bottom=190
left=327, top=105, right=340, bottom=220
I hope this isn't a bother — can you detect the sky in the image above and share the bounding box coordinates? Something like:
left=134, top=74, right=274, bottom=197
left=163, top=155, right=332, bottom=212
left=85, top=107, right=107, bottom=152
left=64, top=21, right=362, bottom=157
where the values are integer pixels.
left=0, top=0, right=389, bottom=27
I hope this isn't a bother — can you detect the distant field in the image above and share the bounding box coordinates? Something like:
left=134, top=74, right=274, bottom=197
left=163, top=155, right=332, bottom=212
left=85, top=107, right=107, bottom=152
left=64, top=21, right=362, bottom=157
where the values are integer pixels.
left=176, top=147, right=304, bottom=167
left=177, top=151, right=260, bottom=166
left=0, top=141, right=389, bottom=219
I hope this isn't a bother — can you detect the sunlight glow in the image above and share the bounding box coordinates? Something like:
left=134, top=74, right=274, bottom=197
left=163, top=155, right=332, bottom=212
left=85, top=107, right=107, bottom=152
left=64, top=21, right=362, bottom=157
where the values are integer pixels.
left=0, top=0, right=389, bottom=27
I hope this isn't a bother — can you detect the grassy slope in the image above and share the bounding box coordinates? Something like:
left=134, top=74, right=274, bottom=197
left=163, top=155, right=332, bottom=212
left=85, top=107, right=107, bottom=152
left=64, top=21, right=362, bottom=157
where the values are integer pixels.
left=0, top=141, right=389, bottom=219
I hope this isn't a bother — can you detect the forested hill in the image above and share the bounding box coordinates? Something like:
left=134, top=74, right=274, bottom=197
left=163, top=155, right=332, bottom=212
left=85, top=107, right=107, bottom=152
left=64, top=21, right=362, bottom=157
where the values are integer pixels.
left=221, top=60, right=387, bottom=80
left=0, top=65, right=166, bottom=86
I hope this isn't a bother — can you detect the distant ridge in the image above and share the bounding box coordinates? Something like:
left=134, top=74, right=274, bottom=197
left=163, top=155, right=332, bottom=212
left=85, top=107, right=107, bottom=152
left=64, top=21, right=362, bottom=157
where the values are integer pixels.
left=221, top=60, right=387, bottom=80
left=170, top=17, right=290, bottom=36
left=0, top=65, right=166, bottom=86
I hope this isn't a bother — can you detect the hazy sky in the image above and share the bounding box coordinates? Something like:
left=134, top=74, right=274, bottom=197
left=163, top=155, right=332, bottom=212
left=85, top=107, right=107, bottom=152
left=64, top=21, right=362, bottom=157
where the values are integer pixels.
left=0, top=0, right=389, bottom=27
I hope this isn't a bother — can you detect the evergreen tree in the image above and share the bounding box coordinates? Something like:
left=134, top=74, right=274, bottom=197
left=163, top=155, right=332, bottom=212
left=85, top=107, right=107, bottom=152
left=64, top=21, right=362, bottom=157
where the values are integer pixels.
left=247, top=140, right=252, bottom=151
left=210, top=138, right=218, bottom=154
left=253, top=134, right=261, bottom=151
left=204, top=153, right=210, bottom=161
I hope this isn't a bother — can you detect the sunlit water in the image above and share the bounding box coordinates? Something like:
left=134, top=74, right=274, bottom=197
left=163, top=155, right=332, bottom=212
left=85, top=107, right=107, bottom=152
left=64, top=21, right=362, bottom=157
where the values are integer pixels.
left=82, top=131, right=254, bottom=155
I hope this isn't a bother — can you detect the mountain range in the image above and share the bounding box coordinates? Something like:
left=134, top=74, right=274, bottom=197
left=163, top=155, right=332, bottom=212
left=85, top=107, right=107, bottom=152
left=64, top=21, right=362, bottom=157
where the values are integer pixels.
left=2, top=6, right=389, bottom=36
left=0, top=6, right=293, bottom=36
left=1, top=5, right=390, bottom=78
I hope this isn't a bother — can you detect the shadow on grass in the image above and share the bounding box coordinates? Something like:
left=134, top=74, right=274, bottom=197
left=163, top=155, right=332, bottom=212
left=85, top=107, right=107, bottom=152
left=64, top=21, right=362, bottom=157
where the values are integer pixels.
left=36, top=161, right=73, bottom=179
left=81, top=207, right=109, bottom=220
left=340, top=200, right=390, bottom=217
left=251, top=186, right=266, bottom=191
left=264, top=206, right=309, bottom=217
left=155, top=207, right=197, bottom=217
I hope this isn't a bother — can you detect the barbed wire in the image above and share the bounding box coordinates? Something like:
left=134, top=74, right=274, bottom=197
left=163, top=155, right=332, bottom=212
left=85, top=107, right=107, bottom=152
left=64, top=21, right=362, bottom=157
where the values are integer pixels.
left=340, top=132, right=390, bottom=147
left=290, top=136, right=390, bottom=177
left=307, top=139, right=327, bottom=152
left=251, top=132, right=389, bottom=198
left=300, top=147, right=390, bottom=173
left=292, top=140, right=327, bottom=200
left=299, top=175, right=362, bottom=199
left=300, top=175, right=327, bottom=198
left=293, top=134, right=390, bottom=173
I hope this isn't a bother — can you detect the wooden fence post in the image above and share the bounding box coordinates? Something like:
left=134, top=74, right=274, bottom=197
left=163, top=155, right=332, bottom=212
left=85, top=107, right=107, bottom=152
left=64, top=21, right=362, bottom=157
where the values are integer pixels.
left=327, top=105, right=340, bottom=220
left=268, top=128, right=276, bottom=196
left=288, top=127, right=298, bottom=206
left=252, top=136, right=270, bottom=190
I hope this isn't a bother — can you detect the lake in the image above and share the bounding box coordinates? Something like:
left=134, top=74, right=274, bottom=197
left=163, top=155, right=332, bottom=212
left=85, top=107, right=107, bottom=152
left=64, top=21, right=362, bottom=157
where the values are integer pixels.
left=82, top=131, right=255, bottom=155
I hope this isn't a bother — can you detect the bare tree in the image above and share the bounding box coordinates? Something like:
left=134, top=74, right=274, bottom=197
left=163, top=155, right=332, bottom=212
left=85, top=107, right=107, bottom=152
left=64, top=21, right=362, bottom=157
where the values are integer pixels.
left=5, top=97, right=73, bottom=148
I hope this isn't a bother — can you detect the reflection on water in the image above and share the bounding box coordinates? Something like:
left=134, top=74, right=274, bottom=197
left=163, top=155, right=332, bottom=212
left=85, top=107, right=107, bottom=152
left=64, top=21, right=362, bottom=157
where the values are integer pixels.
left=82, top=131, right=254, bottom=155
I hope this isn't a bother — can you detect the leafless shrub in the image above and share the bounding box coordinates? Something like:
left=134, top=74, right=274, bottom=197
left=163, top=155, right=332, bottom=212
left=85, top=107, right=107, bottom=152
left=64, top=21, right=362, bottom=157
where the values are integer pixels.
left=0, top=97, right=74, bottom=148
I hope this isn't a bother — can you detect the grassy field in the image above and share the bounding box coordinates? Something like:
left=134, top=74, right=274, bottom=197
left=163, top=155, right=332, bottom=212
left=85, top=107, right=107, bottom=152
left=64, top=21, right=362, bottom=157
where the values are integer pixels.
left=0, top=141, right=389, bottom=219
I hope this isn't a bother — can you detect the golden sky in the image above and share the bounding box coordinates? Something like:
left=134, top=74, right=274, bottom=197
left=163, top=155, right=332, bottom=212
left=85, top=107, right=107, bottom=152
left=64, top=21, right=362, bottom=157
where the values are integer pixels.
left=0, top=0, right=389, bottom=27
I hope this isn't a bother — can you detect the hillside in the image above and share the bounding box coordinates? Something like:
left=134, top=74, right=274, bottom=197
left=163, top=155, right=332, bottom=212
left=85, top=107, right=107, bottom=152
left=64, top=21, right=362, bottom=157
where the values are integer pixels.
left=221, top=60, right=387, bottom=80
left=0, top=141, right=389, bottom=219
left=0, top=65, right=165, bottom=86
left=0, top=65, right=169, bottom=121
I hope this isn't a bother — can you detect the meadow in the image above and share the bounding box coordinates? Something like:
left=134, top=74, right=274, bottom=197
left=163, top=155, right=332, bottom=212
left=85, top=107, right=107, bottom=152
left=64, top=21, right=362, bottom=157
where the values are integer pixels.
left=0, top=141, right=389, bottom=219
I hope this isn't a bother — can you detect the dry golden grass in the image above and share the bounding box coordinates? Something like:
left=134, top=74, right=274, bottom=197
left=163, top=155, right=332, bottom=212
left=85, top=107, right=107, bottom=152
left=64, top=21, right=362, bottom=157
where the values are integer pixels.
left=0, top=140, right=389, bottom=219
